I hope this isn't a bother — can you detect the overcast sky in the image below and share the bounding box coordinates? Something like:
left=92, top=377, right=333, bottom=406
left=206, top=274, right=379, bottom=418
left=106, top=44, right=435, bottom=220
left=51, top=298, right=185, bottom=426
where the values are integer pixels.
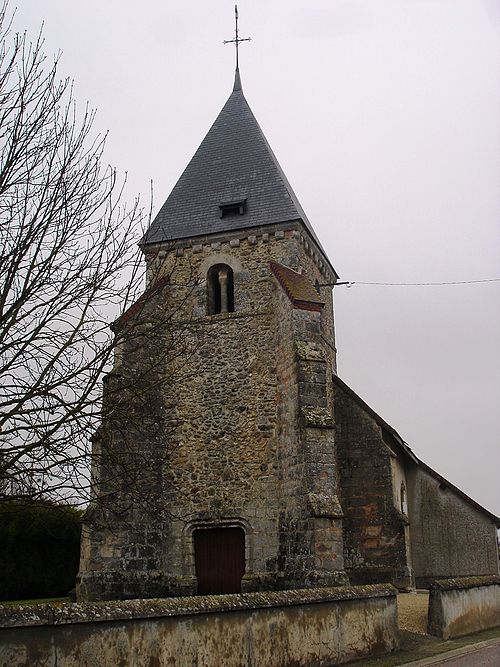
left=15, top=1, right=500, bottom=515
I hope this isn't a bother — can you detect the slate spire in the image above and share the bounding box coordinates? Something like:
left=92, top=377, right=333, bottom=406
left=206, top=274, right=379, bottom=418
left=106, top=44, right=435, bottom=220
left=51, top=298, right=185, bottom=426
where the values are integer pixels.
left=233, top=67, right=242, bottom=93
left=142, top=74, right=328, bottom=261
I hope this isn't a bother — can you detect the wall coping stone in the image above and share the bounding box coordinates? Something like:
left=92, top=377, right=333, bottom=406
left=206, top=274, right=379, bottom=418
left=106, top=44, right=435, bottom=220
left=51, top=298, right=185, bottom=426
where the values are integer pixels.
left=430, top=575, right=500, bottom=591
left=0, top=584, right=396, bottom=629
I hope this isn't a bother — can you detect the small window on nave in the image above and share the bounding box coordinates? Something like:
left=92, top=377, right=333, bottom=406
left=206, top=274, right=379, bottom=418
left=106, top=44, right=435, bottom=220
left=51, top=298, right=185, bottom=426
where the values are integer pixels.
left=400, top=481, right=408, bottom=515
left=207, top=264, right=234, bottom=315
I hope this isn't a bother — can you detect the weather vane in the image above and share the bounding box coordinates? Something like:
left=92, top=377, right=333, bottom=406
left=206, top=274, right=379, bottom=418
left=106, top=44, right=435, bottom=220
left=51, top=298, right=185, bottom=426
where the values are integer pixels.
left=223, top=5, right=251, bottom=70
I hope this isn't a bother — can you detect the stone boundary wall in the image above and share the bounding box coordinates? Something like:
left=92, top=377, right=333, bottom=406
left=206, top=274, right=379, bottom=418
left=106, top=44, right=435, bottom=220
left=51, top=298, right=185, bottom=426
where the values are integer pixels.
left=0, top=585, right=398, bottom=667
left=427, top=575, right=500, bottom=639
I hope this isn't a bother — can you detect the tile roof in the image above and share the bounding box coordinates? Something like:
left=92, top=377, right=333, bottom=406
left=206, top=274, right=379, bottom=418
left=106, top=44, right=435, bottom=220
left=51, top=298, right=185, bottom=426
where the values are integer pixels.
left=141, top=71, right=327, bottom=259
left=270, top=261, right=325, bottom=311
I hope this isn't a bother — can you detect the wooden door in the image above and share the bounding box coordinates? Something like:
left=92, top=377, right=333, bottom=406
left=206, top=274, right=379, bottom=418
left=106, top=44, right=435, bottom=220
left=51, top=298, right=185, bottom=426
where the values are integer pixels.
left=194, top=527, right=245, bottom=594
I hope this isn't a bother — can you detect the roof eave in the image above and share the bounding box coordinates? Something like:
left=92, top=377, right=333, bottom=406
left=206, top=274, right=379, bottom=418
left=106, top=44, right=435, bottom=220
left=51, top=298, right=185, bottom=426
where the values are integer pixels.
left=140, top=218, right=340, bottom=281
left=332, top=374, right=500, bottom=527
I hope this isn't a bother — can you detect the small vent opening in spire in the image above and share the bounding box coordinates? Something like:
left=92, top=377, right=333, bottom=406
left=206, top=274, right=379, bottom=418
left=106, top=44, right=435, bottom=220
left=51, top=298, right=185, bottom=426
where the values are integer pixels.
left=219, top=198, right=247, bottom=218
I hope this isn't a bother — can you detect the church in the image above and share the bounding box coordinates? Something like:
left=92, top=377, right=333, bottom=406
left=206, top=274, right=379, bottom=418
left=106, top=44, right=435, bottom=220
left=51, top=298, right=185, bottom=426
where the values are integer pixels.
left=77, top=60, right=499, bottom=601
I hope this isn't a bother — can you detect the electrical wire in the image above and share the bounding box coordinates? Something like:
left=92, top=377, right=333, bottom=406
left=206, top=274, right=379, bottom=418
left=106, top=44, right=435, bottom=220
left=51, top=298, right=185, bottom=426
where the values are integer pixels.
left=333, top=278, right=500, bottom=288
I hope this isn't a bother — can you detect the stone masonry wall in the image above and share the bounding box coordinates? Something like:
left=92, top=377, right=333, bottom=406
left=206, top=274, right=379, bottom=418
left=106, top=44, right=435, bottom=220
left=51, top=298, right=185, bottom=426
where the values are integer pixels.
left=427, top=576, right=500, bottom=638
left=275, top=302, right=346, bottom=589
left=78, top=223, right=345, bottom=600
left=334, top=380, right=412, bottom=589
left=407, top=466, right=499, bottom=587
left=0, top=585, right=398, bottom=667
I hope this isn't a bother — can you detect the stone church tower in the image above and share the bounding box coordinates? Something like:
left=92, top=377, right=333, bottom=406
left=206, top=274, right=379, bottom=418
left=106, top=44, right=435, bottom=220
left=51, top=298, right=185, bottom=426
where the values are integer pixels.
left=77, top=68, right=348, bottom=600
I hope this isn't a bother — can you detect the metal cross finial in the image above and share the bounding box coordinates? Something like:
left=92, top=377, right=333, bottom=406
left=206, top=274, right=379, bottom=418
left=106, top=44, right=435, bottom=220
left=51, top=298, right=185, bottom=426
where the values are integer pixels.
left=223, top=4, right=251, bottom=70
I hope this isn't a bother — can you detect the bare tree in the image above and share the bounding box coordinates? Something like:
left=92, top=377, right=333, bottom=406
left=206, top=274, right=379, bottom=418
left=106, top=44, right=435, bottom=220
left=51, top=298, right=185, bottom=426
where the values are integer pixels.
left=0, top=5, right=195, bottom=510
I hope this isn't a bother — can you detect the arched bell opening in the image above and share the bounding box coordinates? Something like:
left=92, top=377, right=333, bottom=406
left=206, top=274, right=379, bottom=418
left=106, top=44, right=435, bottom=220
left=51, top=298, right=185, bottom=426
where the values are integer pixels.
left=207, top=263, right=234, bottom=314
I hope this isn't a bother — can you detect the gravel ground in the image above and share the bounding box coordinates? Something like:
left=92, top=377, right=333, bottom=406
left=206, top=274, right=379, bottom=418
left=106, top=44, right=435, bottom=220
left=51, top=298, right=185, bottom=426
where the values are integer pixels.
left=398, top=592, right=430, bottom=635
